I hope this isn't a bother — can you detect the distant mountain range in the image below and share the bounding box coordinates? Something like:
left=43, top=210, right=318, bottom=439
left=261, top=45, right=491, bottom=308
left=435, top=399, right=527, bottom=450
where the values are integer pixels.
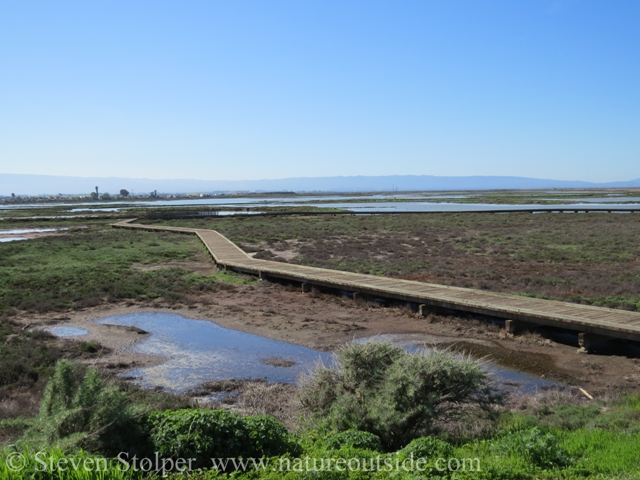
left=2, top=173, right=640, bottom=196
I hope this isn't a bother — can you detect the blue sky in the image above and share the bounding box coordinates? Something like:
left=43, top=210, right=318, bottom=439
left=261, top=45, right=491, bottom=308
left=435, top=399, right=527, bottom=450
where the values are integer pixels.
left=1, top=1, right=639, bottom=182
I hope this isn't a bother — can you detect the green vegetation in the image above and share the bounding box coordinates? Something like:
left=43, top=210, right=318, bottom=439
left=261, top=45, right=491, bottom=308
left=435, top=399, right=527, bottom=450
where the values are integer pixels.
left=0, top=222, right=256, bottom=446
left=150, top=409, right=295, bottom=470
left=324, top=429, right=383, bottom=451
left=2, top=348, right=640, bottom=479
left=0, top=325, right=107, bottom=438
left=0, top=447, right=144, bottom=480
left=0, top=329, right=64, bottom=393
left=14, top=360, right=140, bottom=453
left=299, top=342, right=499, bottom=450
left=2, top=360, right=187, bottom=455
left=0, top=224, right=255, bottom=315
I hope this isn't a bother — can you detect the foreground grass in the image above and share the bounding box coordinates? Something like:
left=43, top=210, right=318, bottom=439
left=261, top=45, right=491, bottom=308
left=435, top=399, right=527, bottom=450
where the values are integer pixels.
left=2, top=398, right=640, bottom=479
left=148, top=212, right=640, bottom=310
left=3, top=346, right=636, bottom=479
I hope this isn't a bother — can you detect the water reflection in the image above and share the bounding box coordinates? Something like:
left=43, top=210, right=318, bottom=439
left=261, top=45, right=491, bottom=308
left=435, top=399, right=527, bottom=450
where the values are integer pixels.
left=95, top=313, right=557, bottom=394
left=47, top=326, right=89, bottom=337
left=96, top=313, right=332, bottom=392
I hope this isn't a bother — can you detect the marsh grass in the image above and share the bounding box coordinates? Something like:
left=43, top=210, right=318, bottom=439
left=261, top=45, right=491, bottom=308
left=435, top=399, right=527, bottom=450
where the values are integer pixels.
left=150, top=212, right=640, bottom=310
left=0, top=225, right=255, bottom=315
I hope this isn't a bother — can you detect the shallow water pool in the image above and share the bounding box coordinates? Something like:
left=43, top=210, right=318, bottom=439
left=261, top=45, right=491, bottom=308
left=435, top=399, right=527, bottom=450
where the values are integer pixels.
left=47, top=326, right=89, bottom=337
left=96, top=313, right=332, bottom=392
left=94, top=313, right=557, bottom=394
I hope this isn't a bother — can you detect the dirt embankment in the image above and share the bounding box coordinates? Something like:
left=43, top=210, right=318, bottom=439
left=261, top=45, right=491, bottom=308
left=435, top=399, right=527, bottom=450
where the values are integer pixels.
left=13, top=280, right=640, bottom=397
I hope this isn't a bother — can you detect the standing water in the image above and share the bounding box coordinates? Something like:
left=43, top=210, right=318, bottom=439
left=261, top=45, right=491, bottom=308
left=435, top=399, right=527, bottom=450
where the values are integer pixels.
left=93, top=314, right=557, bottom=393
left=96, top=313, right=332, bottom=392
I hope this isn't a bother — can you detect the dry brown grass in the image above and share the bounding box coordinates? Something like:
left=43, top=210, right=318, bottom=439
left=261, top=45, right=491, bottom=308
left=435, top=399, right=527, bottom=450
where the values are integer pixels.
left=505, top=388, right=585, bottom=412
left=186, top=379, right=302, bottom=430
left=235, top=382, right=301, bottom=430
left=0, top=386, right=43, bottom=421
left=261, top=357, right=297, bottom=367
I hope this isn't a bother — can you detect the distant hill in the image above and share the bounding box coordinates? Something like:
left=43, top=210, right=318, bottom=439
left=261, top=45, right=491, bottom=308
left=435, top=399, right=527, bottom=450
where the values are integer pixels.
left=1, top=173, right=640, bottom=196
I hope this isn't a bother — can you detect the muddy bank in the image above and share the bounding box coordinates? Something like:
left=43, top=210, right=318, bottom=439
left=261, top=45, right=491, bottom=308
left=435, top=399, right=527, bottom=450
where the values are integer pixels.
left=13, top=280, right=640, bottom=396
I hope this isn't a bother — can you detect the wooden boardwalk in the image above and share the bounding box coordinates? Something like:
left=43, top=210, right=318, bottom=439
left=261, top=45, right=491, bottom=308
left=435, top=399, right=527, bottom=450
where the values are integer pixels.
left=113, top=219, right=640, bottom=350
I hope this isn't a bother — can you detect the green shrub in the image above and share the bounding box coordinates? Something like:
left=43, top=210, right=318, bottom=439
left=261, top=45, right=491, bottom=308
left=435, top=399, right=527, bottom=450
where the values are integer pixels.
left=399, top=436, right=453, bottom=459
left=325, top=429, right=382, bottom=451
left=300, top=342, right=500, bottom=450
left=538, top=402, right=601, bottom=431
left=17, top=360, right=147, bottom=454
left=0, top=326, right=62, bottom=389
left=149, top=409, right=294, bottom=470
left=244, top=415, right=296, bottom=457
left=491, top=427, right=572, bottom=469
left=81, top=342, right=99, bottom=353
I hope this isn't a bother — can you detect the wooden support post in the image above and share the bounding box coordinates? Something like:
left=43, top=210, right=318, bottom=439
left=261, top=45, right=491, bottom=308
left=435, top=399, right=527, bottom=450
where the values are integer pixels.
left=418, top=304, right=434, bottom=322
left=505, top=319, right=532, bottom=334
left=578, top=332, right=612, bottom=353
left=258, top=271, right=264, bottom=281
left=301, top=283, right=310, bottom=293
left=578, top=333, right=591, bottom=353
left=352, top=292, right=359, bottom=301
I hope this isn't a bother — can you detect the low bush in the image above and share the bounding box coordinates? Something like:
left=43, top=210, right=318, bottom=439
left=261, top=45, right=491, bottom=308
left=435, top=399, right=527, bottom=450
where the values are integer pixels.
left=0, top=322, right=62, bottom=392
left=491, top=427, right=572, bottom=469
left=324, top=429, right=382, bottom=451
left=13, top=360, right=148, bottom=455
left=81, top=342, right=99, bottom=353
left=244, top=414, right=295, bottom=457
left=399, top=436, right=453, bottom=460
left=149, top=409, right=294, bottom=470
left=300, top=342, right=501, bottom=450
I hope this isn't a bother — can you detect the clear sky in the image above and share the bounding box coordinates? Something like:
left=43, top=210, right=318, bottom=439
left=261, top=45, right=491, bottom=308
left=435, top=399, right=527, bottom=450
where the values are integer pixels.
left=1, top=1, right=639, bottom=182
